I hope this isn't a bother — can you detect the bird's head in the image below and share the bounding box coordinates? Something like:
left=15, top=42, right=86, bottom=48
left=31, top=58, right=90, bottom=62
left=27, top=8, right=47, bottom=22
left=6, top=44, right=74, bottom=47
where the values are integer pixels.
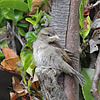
left=37, top=27, right=59, bottom=43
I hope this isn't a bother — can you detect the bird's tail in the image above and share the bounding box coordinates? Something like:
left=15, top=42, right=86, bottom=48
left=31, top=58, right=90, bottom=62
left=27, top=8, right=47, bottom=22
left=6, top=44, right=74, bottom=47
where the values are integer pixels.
left=71, top=68, right=86, bottom=86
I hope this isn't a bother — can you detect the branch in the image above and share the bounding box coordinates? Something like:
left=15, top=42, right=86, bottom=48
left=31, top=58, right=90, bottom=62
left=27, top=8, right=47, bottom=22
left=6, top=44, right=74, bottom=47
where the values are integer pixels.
left=15, top=26, right=25, bottom=47
left=65, top=0, right=81, bottom=100
left=28, top=24, right=33, bottom=32
left=89, top=0, right=100, bottom=9
left=35, top=66, right=68, bottom=100
left=91, top=50, right=100, bottom=99
left=7, top=21, right=16, bottom=52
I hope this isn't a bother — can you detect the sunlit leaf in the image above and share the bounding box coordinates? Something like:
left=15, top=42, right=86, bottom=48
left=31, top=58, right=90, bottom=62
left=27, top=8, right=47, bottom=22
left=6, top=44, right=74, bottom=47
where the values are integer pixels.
left=79, top=0, right=91, bottom=42
left=25, top=18, right=37, bottom=27
left=20, top=49, right=36, bottom=72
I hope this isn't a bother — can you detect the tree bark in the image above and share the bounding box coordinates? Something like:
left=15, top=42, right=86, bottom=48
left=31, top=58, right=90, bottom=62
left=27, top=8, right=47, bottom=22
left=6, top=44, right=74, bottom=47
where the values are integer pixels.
left=51, top=0, right=81, bottom=100
left=50, top=0, right=70, bottom=92
left=65, top=0, right=81, bottom=99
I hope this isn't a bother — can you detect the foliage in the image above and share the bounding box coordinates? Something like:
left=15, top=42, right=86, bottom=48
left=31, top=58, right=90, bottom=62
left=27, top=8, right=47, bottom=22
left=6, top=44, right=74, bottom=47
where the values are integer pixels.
left=82, top=68, right=100, bottom=100
left=0, top=0, right=50, bottom=99
left=79, top=0, right=91, bottom=43
left=0, top=0, right=28, bottom=12
left=0, top=39, right=8, bottom=48
left=26, top=7, right=50, bottom=29
left=0, top=52, right=5, bottom=63
left=81, top=68, right=94, bottom=100
left=24, top=30, right=38, bottom=49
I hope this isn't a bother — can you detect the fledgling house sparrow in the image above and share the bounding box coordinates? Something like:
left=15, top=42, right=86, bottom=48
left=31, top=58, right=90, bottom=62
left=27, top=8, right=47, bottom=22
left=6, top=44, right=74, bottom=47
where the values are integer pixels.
left=33, top=27, right=86, bottom=86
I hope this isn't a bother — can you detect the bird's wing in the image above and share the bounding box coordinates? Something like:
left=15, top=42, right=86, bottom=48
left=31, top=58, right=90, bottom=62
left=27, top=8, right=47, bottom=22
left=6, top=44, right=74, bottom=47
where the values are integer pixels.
left=49, top=41, right=72, bottom=65
left=55, top=48, right=72, bottom=66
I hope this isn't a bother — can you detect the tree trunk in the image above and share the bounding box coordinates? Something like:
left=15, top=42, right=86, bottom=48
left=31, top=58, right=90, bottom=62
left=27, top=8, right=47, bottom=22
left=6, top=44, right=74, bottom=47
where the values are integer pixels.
left=50, top=0, right=81, bottom=100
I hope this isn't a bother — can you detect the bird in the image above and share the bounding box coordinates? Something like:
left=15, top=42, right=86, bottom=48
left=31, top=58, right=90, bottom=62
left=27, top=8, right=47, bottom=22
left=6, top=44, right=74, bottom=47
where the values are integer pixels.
left=33, top=27, right=86, bottom=86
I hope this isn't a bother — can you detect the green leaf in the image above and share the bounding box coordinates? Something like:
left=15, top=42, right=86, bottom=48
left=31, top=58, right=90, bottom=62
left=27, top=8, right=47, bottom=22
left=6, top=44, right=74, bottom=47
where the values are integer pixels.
left=28, top=80, right=32, bottom=94
left=17, top=61, right=27, bottom=84
left=2, top=9, right=24, bottom=24
left=27, top=0, right=32, bottom=11
left=26, top=8, right=42, bottom=28
left=14, top=10, right=24, bottom=24
left=0, top=8, right=4, bottom=23
left=25, top=18, right=37, bottom=27
left=2, top=8, right=10, bottom=15
left=18, top=27, right=26, bottom=36
left=25, top=31, right=37, bottom=41
left=0, top=39, right=8, bottom=48
left=0, top=0, right=28, bottom=12
left=42, top=0, right=48, bottom=4
left=4, top=9, right=15, bottom=20
left=20, top=49, right=36, bottom=72
left=17, top=61, right=23, bottom=70
left=0, top=52, right=4, bottom=57
left=26, top=65, right=35, bottom=76
left=79, top=0, right=91, bottom=42
left=17, top=23, right=28, bottom=28
left=0, top=26, right=6, bottom=34
left=0, top=8, right=10, bottom=22
left=25, top=31, right=38, bottom=48
left=81, top=68, right=94, bottom=100
left=0, top=52, right=5, bottom=63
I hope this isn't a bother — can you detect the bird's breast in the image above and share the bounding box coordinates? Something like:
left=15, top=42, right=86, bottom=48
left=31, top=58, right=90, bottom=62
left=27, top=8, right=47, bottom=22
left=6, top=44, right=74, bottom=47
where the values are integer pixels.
left=33, top=45, right=53, bottom=66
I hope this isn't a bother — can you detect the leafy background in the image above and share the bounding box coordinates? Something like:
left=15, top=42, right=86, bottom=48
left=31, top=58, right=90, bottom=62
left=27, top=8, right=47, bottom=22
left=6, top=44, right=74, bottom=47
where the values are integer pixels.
left=0, top=0, right=99, bottom=100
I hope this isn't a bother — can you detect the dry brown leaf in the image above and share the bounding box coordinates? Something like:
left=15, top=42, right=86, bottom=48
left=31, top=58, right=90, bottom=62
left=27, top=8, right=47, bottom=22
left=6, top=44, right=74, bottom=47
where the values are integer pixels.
left=29, top=0, right=51, bottom=15
left=2, top=47, right=18, bottom=59
left=1, top=57, right=20, bottom=71
left=12, top=76, right=27, bottom=94
left=1, top=59, right=12, bottom=70
left=31, top=81, right=39, bottom=91
left=33, top=73, right=38, bottom=82
left=32, top=0, right=43, bottom=6
left=10, top=92, right=18, bottom=100
left=31, top=73, right=39, bottom=90
left=1, top=47, right=20, bottom=72
left=40, top=3, right=51, bottom=11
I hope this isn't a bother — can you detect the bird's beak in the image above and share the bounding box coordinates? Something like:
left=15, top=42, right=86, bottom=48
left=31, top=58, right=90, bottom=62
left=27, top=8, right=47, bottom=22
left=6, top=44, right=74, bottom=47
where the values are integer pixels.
left=49, top=35, right=60, bottom=40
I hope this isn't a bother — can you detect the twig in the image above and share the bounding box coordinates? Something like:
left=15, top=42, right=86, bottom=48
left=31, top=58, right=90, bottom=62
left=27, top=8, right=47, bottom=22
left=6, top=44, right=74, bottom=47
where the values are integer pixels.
left=91, top=50, right=100, bottom=100
left=11, top=22, right=16, bottom=52
left=28, top=24, right=33, bottom=32
left=89, top=0, right=100, bottom=9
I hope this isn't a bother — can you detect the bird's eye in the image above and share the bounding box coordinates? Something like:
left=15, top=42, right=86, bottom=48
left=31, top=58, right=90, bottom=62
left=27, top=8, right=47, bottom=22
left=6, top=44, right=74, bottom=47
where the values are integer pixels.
left=48, top=34, right=51, bottom=36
